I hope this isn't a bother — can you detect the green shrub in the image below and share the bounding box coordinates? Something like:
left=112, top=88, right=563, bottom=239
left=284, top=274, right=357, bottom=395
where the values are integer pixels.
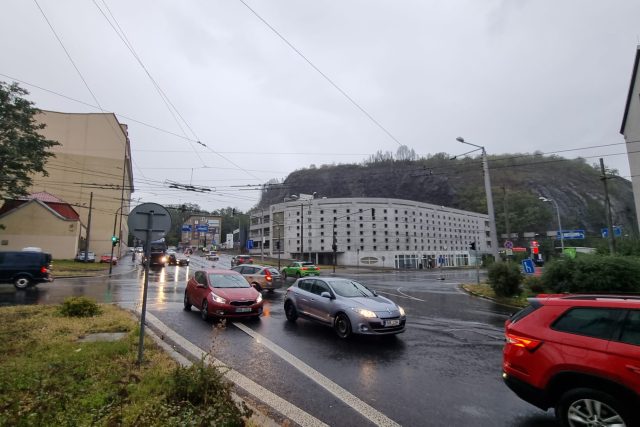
left=542, top=255, right=640, bottom=293
left=541, top=258, right=576, bottom=293
left=488, top=262, right=523, bottom=297
left=523, top=276, right=545, bottom=294
left=58, top=297, right=102, bottom=317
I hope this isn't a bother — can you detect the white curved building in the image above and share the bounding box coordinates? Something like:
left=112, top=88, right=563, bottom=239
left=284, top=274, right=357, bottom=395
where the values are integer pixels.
left=249, top=197, right=490, bottom=269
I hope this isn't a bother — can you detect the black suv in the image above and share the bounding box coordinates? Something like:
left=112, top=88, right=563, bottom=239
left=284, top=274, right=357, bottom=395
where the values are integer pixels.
left=0, top=251, right=54, bottom=289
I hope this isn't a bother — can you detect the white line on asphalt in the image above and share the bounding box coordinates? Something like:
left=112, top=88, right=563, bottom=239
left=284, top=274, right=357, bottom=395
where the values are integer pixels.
left=233, top=322, right=402, bottom=427
left=375, top=289, right=425, bottom=302
left=140, top=310, right=328, bottom=427
left=375, top=290, right=424, bottom=301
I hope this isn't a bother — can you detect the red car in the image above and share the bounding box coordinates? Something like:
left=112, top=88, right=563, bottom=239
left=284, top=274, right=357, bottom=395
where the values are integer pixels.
left=99, top=254, right=117, bottom=265
left=183, top=269, right=263, bottom=321
left=503, top=294, right=640, bottom=427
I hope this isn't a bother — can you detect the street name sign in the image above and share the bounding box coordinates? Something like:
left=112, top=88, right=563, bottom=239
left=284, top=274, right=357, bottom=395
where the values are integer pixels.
left=556, top=230, right=585, bottom=240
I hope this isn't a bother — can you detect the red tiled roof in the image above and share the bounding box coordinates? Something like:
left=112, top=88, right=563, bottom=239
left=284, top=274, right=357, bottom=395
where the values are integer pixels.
left=0, top=194, right=80, bottom=221
left=21, top=191, right=66, bottom=203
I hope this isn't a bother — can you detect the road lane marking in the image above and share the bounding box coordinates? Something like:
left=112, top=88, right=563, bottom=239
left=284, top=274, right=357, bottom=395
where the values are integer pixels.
left=233, top=322, right=401, bottom=427
left=375, top=289, right=425, bottom=302
left=138, top=310, right=328, bottom=427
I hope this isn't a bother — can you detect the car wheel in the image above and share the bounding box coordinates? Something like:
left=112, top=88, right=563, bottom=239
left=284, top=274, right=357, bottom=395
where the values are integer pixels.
left=296, top=272, right=301, bottom=279
left=284, top=301, right=298, bottom=322
left=282, top=271, right=287, bottom=280
left=556, top=388, right=634, bottom=427
left=201, top=300, right=209, bottom=321
left=14, top=275, right=31, bottom=290
left=183, top=292, right=191, bottom=311
left=334, top=313, right=352, bottom=339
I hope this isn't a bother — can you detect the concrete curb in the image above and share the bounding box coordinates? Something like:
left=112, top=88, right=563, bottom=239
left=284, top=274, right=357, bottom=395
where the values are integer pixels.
left=143, top=326, right=282, bottom=427
left=459, top=283, right=524, bottom=309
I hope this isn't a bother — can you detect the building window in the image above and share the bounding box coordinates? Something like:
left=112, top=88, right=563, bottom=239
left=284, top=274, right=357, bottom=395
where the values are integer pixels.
left=360, top=231, right=364, bottom=235
left=347, top=246, right=351, bottom=250
left=373, top=246, right=377, bottom=251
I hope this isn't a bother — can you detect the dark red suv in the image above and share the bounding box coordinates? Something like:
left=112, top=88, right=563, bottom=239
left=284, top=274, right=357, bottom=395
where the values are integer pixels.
left=503, top=294, right=640, bottom=427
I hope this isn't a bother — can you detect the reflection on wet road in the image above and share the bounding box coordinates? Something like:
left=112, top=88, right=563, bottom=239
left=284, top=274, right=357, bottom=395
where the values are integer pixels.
left=0, top=257, right=557, bottom=426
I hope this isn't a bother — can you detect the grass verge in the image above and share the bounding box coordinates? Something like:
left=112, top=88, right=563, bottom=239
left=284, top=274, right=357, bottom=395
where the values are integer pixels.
left=461, top=283, right=531, bottom=308
left=0, top=302, right=251, bottom=426
left=52, top=259, right=109, bottom=276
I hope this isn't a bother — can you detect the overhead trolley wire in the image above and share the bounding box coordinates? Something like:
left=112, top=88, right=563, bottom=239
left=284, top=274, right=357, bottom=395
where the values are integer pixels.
left=236, top=0, right=403, bottom=148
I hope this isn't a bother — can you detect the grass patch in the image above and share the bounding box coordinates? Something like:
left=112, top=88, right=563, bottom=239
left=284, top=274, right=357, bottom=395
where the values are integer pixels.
left=0, top=304, right=250, bottom=426
left=52, top=259, right=109, bottom=276
left=462, top=283, right=531, bottom=308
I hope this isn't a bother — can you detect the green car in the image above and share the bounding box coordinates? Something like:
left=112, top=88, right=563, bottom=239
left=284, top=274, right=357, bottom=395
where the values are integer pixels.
left=281, top=262, right=320, bottom=279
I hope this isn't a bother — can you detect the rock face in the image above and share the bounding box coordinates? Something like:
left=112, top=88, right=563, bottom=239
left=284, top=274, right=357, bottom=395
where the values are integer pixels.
left=258, top=154, right=638, bottom=237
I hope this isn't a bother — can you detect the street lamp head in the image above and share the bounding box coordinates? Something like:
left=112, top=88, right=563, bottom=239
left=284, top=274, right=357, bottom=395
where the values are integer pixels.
left=456, top=137, right=465, bottom=143
left=539, top=196, right=550, bottom=202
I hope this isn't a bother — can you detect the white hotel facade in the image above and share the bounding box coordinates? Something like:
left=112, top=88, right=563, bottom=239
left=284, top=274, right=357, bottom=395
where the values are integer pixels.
left=249, top=197, right=491, bottom=269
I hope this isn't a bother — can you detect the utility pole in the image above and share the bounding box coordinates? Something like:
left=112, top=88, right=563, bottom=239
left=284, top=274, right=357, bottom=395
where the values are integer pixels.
left=600, top=158, right=617, bottom=255
left=503, top=186, right=510, bottom=239
left=456, top=137, right=500, bottom=263
left=84, top=192, right=93, bottom=262
left=332, top=218, right=337, bottom=273
left=300, top=204, right=304, bottom=261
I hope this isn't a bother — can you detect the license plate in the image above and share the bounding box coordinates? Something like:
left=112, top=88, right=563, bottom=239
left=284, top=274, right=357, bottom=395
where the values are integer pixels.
left=236, top=307, right=252, bottom=313
left=384, top=319, right=400, bottom=327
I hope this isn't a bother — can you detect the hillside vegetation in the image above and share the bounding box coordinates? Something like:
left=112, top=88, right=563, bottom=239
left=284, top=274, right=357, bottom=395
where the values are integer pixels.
left=258, top=151, right=637, bottom=239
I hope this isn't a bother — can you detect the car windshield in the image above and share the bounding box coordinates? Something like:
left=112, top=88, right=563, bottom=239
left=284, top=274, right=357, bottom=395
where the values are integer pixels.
left=329, top=280, right=375, bottom=298
left=208, top=274, right=251, bottom=288
left=267, top=268, right=280, bottom=275
left=301, top=262, right=315, bottom=267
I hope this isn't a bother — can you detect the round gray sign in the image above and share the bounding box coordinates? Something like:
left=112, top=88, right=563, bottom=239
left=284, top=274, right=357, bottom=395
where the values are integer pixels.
left=127, top=203, right=172, bottom=242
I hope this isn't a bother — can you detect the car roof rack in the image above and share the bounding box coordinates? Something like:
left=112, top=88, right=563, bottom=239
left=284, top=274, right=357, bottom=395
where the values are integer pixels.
left=560, top=294, right=640, bottom=301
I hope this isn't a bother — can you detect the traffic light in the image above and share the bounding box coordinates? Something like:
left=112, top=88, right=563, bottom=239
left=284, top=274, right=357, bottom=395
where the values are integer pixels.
left=469, top=242, right=476, bottom=250
left=111, top=236, right=119, bottom=247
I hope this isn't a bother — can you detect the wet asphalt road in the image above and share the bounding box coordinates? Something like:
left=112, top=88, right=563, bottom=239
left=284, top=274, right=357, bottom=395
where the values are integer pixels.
left=0, top=254, right=558, bottom=427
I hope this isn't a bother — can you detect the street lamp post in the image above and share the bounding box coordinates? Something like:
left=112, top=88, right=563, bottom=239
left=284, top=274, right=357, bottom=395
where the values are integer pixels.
left=456, top=137, right=500, bottom=262
left=539, top=196, right=564, bottom=254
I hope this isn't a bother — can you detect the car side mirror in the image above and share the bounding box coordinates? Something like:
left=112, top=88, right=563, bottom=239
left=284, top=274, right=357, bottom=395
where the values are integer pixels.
left=320, top=291, right=332, bottom=299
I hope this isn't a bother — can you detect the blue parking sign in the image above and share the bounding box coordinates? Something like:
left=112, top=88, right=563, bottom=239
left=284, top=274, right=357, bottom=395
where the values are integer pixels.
left=246, top=240, right=254, bottom=249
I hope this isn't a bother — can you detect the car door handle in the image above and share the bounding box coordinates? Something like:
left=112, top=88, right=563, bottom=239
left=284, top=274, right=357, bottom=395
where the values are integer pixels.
left=626, top=365, right=640, bottom=375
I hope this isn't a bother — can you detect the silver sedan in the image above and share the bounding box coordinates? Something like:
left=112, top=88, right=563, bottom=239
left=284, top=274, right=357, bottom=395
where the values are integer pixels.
left=284, top=277, right=406, bottom=338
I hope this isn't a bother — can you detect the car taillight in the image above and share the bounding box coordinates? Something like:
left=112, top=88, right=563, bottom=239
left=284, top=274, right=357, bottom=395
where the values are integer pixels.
left=302, top=267, right=308, bottom=270
left=40, top=266, right=48, bottom=273
left=505, top=333, right=543, bottom=351
left=265, top=270, right=272, bottom=282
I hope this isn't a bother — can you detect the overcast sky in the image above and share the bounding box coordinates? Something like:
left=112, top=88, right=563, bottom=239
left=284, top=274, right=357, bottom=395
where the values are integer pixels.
left=2, top=0, right=639, bottom=212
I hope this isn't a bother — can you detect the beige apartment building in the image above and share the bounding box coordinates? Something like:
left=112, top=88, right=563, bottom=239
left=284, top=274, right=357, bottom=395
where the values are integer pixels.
left=25, top=110, right=134, bottom=257
left=621, top=45, right=640, bottom=233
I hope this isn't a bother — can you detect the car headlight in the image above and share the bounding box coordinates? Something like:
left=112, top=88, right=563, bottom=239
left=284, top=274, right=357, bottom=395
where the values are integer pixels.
left=210, top=292, right=227, bottom=304
left=256, top=293, right=263, bottom=303
left=353, top=308, right=377, bottom=318
left=398, top=306, right=405, bottom=316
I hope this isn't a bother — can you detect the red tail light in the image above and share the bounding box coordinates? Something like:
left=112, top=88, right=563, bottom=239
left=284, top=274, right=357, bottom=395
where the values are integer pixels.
left=302, top=267, right=308, bottom=271
left=506, top=333, right=543, bottom=351
left=265, top=270, right=272, bottom=282
left=40, top=266, right=49, bottom=274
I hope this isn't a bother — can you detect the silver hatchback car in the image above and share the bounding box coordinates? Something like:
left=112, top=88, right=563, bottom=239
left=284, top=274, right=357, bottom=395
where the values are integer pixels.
left=284, top=277, right=406, bottom=338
